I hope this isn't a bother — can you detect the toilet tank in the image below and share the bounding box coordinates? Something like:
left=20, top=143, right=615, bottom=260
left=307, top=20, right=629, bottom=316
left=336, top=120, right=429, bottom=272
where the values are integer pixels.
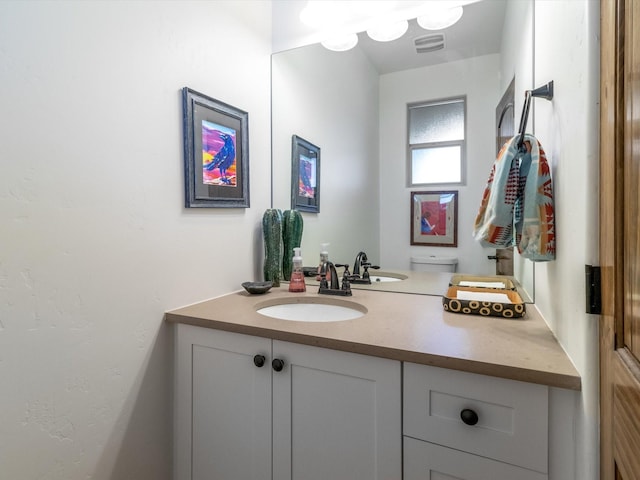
left=410, top=255, right=458, bottom=273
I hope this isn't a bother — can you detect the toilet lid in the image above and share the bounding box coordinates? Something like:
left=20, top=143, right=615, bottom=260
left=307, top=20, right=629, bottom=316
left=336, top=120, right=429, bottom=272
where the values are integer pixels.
left=410, top=255, right=458, bottom=265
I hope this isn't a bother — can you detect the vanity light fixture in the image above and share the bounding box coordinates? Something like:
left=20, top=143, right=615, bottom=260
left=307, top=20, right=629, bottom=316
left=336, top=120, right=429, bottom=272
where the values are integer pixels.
left=366, top=19, right=409, bottom=42
left=303, top=0, right=469, bottom=52
left=417, top=5, right=464, bottom=30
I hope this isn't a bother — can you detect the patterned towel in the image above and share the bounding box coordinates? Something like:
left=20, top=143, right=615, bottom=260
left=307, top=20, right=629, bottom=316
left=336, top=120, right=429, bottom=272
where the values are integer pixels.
left=473, top=134, right=555, bottom=261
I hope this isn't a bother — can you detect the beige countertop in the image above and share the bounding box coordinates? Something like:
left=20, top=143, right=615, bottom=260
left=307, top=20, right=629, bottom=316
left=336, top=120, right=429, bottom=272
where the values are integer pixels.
left=165, top=285, right=581, bottom=391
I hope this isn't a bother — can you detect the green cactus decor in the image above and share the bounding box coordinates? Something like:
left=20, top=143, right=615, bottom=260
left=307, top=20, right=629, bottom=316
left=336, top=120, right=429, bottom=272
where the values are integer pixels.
left=262, top=209, right=283, bottom=286
left=282, top=209, right=304, bottom=281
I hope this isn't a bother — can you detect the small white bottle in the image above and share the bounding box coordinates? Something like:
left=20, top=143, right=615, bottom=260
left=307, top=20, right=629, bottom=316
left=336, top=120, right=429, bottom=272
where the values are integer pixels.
left=289, top=247, right=306, bottom=293
left=316, top=243, right=330, bottom=281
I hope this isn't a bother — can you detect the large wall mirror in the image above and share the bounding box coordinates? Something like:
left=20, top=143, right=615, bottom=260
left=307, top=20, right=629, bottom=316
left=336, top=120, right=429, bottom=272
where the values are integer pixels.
left=271, top=0, right=535, bottom=301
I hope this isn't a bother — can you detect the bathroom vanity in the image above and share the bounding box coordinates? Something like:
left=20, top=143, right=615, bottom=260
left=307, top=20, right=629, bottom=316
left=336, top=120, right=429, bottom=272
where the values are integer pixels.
left=167, top=285, right=580, bottom=480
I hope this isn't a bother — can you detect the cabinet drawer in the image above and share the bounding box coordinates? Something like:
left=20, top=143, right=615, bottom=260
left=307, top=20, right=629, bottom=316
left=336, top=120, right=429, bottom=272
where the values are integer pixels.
left=404, top=436, right=547, bottom=480
left=403, top=363, right=548, bottom=473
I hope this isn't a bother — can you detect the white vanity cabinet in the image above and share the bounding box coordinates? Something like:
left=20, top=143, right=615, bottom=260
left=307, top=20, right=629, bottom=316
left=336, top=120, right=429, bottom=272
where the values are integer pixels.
left=174, top=323, right=402, bottom=480
left=403, top=362, right=551, bottom=480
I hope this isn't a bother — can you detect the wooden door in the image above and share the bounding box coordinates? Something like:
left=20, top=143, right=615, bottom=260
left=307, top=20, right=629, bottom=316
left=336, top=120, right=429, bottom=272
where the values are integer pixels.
left=493, top=78, right=515, bottom=275
left=600, top=0, right=640, bottom=479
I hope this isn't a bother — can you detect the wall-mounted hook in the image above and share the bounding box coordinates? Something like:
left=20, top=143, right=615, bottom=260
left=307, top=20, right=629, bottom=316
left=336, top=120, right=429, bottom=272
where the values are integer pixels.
left=530, top=80, right=554, bottom=101
left=517, top=80, right=554, bottom=150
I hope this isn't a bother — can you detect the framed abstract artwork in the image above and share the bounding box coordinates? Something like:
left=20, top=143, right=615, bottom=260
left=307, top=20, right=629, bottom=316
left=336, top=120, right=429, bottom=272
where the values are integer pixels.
left=291, top=135, right=320, bottom=213
left=182, top=87, right=249, bottom=208
left=411, top=191, right=458, bottom=246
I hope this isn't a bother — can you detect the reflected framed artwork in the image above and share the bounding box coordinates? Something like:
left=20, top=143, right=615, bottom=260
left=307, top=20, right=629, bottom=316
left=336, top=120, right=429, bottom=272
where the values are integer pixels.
left=291, top=135, right=320, bottom=213
left=411, top=191, right=458, bottom=246
left=182, top=87, right=249, bottom=208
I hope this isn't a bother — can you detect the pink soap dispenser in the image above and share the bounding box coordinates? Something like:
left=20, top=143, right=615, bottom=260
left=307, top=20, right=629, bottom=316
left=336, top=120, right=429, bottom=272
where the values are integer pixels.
left=288, top=247, right=306, bottom=293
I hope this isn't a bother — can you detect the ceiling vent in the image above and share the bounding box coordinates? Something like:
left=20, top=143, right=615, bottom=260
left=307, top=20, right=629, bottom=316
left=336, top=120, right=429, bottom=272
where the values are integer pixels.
left=414, top=33, right=445, bottom=53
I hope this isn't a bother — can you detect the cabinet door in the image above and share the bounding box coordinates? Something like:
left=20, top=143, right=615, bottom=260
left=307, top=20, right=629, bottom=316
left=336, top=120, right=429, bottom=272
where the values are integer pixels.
left=404, top=437, right=547, bottom=480
left=272, top=340, right=401, bottom=480
left=174, top=324, right=272, bottom=480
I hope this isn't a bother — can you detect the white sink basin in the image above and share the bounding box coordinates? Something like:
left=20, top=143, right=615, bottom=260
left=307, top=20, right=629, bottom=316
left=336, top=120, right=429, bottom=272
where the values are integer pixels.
left=256, top=298, right=366, bottom=322
left=369, top=272, right=408, bottom=283
left=370, top=276, right=402, bottom=283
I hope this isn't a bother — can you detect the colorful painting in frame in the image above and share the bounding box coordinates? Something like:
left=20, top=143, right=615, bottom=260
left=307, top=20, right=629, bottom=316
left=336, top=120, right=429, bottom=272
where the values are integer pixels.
left=291, top=135, right=320, bottom=213
left=182, top=87, right=249, bottom=208
left=411, top=191, right=458, bottom=246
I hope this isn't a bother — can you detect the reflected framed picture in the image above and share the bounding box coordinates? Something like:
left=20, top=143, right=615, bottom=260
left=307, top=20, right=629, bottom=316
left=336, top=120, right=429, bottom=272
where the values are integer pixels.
left=291, top=135, right=320, bottom=213
left=182, top=87, right=249, bottom=208
left=411, top=190, right=458, bottom=246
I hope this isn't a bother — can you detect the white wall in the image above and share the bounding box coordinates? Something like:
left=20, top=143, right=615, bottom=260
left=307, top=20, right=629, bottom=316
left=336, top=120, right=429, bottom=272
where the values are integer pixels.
left=531, top=1, right=601, bottom=479
left=378, top=54, right=501, bottom=274
left=272, top=0, right=332, bottom=52
left=500, top=0, right=534, bottom=94
left=0, top=2, right=272, bottom=479
left=271, top=43, right=380, bottom=265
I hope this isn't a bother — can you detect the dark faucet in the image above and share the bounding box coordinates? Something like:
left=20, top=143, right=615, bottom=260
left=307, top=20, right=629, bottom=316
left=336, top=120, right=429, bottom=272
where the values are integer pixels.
left=351, top=251, right=380, bottom=284
left=320, top=261, right=340, bottom=289
left=352, top=251, right=368, bottom=276
left=318, top=262, right=352, bottom=296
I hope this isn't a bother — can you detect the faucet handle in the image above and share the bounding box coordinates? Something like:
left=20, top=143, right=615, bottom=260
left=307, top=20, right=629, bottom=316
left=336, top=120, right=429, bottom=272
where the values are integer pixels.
left=337, top=264, right=358, bottom=282
left=335, top=263, right=350, bottom=275
left=317, top=264, right=353, bottom=297
left=334, top=264, right=355, bottom=292
left=361, top=263, right=379, bottom=280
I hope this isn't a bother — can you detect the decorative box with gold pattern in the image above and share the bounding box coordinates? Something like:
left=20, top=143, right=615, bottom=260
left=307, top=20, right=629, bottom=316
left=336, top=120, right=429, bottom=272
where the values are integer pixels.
left=442, top=285, right=526, bottom=319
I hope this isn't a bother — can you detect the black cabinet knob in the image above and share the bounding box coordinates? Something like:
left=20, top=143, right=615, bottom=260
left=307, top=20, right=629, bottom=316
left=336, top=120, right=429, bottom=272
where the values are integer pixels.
left=460, top=408, right=479, bottom=426
left=253, top=354, right=266, bottom=368
left=272, top=358, right=285, bottom=372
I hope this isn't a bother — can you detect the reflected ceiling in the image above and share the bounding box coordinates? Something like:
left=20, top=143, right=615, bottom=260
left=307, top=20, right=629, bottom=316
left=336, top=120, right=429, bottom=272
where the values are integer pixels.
left=357, top=0, right=506, bottom=73
left=273, top=0, right=507, bottom=73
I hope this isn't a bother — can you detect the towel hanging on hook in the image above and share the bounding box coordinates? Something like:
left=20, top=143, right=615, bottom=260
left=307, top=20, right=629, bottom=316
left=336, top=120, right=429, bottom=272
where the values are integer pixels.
left=473, top=133, right=556, bottom=261
left=516, top=81, right=554, bottom=151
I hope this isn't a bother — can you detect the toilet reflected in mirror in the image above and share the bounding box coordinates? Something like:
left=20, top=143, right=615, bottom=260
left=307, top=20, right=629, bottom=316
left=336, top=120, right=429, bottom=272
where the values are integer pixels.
left=410, top=256, right=458, bottom=273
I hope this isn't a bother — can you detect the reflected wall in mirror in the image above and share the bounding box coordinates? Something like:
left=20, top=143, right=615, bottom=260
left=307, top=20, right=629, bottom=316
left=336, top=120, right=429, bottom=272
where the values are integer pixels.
left=272, top=0, right=535, bottom=302
left=272, top=41, right=380, bottom=266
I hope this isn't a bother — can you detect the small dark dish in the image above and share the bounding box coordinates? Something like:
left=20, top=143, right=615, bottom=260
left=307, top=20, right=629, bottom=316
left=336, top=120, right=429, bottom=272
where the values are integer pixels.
left=242, top=281, right=273, bottom=294
left=303, top=267, right=318, bottom=277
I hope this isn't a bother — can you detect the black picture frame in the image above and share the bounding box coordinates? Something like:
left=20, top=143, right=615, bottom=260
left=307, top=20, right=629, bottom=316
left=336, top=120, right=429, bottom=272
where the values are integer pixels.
left=291, top=135, right=320, bottom=213
left=182, top=87, right=249, bottom=208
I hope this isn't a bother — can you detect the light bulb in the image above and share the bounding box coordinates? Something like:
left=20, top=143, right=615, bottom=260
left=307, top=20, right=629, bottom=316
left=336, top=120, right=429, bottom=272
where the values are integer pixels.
left=417, top=6, right=463, bottom=31
left=321, top=33, right=359, bottom=52
left=366, top=19, right=409, bottom=42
